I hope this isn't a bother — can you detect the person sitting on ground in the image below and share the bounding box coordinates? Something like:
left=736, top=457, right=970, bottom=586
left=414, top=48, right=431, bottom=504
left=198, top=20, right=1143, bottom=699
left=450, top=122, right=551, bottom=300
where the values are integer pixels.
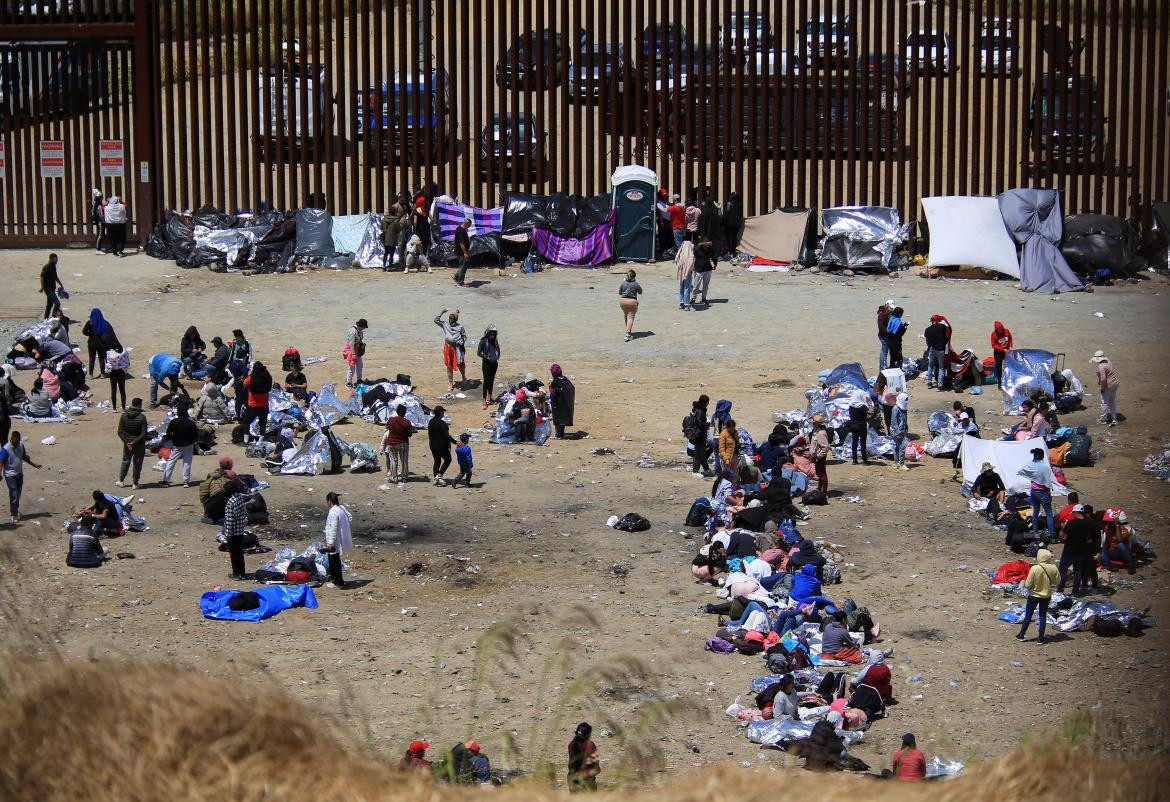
left=1005, top=399, right=1038, bottom=440
left=756, top=674, right=801, bottom=721
left=1100, top=508, right=1141, bottom=571
left=193, top=375, right=234, bottom=423
left=199, top=456, right=245, bottom=524
left=1063, top=425, right=1093, bottom=467
left=820, top=610, right=865, bottom=663
left=952, top=400, right=976, bottom=425
left=755, top=431, right=789, bottom=477
left=788, top=539, right=826, bottom=580
left=284, top=363, right=309, bottom=401
left=65, top=520, right=107, bottom=568
left=205, top=336, right=231, bottom=383
left=567, top=722, right=600, bottom=792
left=691, top=540, right=728, bottom=584
left=509, top=388, right=536, bottom=442
left=790, top=563, right=836, bottom=609
left=23, top=378, right=54, bottom=418
left=888, top=733, right=927, bottom=782
left=465, top=741, right=491, bottom=783
left=971, top=462, right=1006, bottom=505
left=74, top=490, right=119, bottom=537
left=399, top=740, right=432, bottom=770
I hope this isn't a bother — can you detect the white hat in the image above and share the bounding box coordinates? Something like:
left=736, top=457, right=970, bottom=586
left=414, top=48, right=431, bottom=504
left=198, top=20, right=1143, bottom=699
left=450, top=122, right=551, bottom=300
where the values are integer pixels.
left=91, top=187, right=102, bottom=198
left=885, top=299, right=896, bottom=309
left=959, top=411, right=970, bottom=420
left=1090, top=351, right=1108, bottom=363
left=895, top=392, right=909, bottom=411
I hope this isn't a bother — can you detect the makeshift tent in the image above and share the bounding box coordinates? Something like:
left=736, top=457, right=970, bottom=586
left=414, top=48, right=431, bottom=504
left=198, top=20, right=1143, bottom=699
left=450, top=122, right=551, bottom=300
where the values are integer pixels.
left=433, top=200, right=504, bottom=240
left=817, top=206, right=910, bottom=272
left=1062, top=213, right=1149, bottom=279
left=958, top=435, right=1066, bottom=496
left=531, top=211, right=616, bottom=266
left=295, top=208, right=335, bottom=257
left=611, top=165, right=657, bottom=262
left=997, top=189, right=1083, bottom=294
left=1139, top=202, right=1170, bottom=270
left=805, top=362, right=879, bottom=436
left=501, top=191, right=550, bottom=234
left=331, top=213, right=373, bottom=255
left=1001, top=349, right=1056, bottom=414
left=738, top=208, right=812, bottom=264
left=199, top=585, right=319, bottom=622
left=923, top=196, right=1020, bottom=278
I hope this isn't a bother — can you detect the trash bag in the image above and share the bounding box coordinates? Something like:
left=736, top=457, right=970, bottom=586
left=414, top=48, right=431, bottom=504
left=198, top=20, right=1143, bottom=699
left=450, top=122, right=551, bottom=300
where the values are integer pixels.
left=163, top=213, right=195, bottom=246
left=502, top=191, right=549, bottom=234
left=427, top=239, right=458, bottom=265
left=144, top=225, right=172, bottom=259
left=545, top=192, right=578, bottom=237
left=1139, top=201, right=1170, bottom=269
left=468, top=233, right=504, bottom=266
left=574, top=193, right=613, bottom=238
left=295, top=208, right=336, bottom=257
left=613, top=512, right=651, bottom=532
left=192, top=204, right=238, bottom=229
left=1061, top=213, right=1147, bottom=278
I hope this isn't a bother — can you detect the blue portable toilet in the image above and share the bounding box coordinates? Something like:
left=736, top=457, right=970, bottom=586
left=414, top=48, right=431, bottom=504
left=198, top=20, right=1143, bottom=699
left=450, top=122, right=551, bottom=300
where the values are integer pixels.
left=611, top=165, right=658, bottom=263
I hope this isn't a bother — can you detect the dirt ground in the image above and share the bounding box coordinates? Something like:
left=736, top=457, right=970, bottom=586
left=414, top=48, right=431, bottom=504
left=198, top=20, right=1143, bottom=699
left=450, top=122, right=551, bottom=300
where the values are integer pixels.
left=1, top=249, right=1168, bottom=782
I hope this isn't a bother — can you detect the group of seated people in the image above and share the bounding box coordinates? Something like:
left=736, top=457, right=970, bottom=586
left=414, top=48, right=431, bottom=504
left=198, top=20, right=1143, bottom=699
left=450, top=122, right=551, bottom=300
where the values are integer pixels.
left=64, top=491, right=124, bottom=568
left=495, top=374, right=548, bottom=442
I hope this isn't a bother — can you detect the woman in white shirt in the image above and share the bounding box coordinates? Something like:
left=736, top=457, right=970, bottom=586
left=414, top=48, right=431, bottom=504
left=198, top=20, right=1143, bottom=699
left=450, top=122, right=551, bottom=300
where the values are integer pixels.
left=323, top=492, right=353, bottom=588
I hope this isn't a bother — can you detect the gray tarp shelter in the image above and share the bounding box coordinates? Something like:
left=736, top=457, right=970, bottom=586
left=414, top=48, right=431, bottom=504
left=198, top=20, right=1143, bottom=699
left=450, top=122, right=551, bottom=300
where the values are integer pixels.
left=997, top=189, right=1084, bottom=294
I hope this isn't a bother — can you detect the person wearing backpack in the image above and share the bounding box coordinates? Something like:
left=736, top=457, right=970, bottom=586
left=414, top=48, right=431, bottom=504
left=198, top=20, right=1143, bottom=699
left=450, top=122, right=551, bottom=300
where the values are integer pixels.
left=684, top=395, right=711, bottom=477
left=344, top=318, right=367, bottom=388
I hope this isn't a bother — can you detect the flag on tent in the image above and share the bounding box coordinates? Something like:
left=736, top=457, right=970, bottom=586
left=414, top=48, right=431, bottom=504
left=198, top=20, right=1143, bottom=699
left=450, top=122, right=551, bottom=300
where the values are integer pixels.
left=434, top=201, right=504, bottom=241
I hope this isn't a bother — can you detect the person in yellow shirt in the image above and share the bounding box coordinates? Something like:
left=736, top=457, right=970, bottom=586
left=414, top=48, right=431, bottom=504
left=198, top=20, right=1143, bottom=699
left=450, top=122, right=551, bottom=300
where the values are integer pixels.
left=1016, top=548, right=1060, bottom=644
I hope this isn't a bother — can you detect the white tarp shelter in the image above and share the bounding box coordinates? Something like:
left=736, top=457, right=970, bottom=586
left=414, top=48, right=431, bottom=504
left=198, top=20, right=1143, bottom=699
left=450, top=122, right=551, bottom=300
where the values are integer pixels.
left=923, top=196, right=1020, bottom=278
left=958, top=434, right=1067, bottom=496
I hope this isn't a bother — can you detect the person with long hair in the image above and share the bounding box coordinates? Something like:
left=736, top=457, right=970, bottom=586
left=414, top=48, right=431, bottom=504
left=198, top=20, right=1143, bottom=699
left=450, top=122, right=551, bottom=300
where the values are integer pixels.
left=82, top=308, right=119, bottom=378
left=241, top=362, right=273, bottom=444
left=476, top=325, right=500, bottom=410
left=618, top=269, right=642, bottom=342
left=567, top=722, right=599, bottom=792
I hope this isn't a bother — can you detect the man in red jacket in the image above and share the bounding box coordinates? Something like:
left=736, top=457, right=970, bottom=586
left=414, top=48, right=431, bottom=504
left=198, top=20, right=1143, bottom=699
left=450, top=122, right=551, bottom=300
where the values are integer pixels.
left=991, top=321, right=1013, bottom=388
left=382, top=404, right=414, bottom=484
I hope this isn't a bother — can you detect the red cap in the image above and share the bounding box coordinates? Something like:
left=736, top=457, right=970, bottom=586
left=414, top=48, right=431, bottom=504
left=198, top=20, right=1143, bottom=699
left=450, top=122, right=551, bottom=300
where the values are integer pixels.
left=465, top=740, right=481, bottom=752
left=408, top=740, right=429, bottom=754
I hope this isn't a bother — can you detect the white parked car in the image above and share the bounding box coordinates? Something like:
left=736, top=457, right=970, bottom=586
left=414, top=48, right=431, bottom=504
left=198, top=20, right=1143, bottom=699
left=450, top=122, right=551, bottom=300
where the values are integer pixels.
left=905, top=30, right=951, bottom=75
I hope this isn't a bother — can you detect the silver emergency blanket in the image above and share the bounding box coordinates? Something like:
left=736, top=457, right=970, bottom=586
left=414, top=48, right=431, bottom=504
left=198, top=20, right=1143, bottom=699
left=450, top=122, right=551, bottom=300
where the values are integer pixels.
left=16, top=317, right=59, bottom=345
left=1143, top=443, right=1170, bottom=481
left=315, top=382, right=361, bottom=419
left=278, top=426, right=346, bottom=476
left=817, top=206, right=911, bottom=272
left=354, top=382, right=432, bottom=428
left=749, top=670, right=827, bottom=694
left=805, top=363, right=877, bottom=435
left=354, top=214, right=387, bottom=268
left=998, top=598, right=1154, bottom=633
left=746, top=718, right=865, bottom=748
left=295, top=208, right=336, bottom=256
left=922, top=411, right=965, bottom=456
left=997, top=189, right=1084, bottom=294
left=926, top=757, right=965, bottom=778
left=257, top=542, right=336, bottom=579
left=490, top=393, right=552, bottom=445
left=193, top=221, right=273, bottom=266
left=348, top=442, right=379, bottom=472
left=1001, top=349, right=1056, bottom=414
left=831, top=426, right=896, bottom=459
left=331, top=213, right=372, bottom=255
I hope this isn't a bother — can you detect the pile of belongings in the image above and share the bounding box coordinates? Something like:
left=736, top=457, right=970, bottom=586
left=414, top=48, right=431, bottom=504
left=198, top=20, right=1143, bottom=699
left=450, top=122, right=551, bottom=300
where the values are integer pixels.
left=997, top=592, right=1155, bottom=637
left=352, top=378, right=433, bottom=428
left=60, top=493, right=149, bottom=534
left=499, top=191, right=614, bottom=265
left=1061, top=213, right=1149, bottom=283
left=798, top=363, right=895, bottom=459
left=1143, top=443, right=1170, bottom=481
left=254, top=543, right=336, bottom=583
left=815, top=207, right=911, bottom=273
left=145, top=206, right=297, bottom=272
left=489, top=388, right=552, bottom=445
left=199, top=585, right=318, bottom=622
left=922, top=411, right=966, bottom=457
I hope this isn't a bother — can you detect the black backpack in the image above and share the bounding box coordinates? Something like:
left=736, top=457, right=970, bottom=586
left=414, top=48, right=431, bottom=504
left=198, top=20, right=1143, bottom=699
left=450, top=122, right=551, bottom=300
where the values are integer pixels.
left=684, top=498, right=711, bottom=527
left=682, top=410, right=705, bottom=441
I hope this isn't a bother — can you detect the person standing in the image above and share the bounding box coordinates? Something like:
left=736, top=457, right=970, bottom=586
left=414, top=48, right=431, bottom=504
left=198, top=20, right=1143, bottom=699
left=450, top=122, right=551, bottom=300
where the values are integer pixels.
left=382, top=403, right=414, bottom=485
left=39, top=253, right=66, bottom=319
left=876, top=300, right=894, bottom=371
left=1015, top=547, right=1059, bottom=643
left=148, top=352, right=188, bottom=409
left=691, top=239, right=715, bottom=307
left=411, top=196, right=431, bottom=255
left=90, top=188, right=107, bottom=252
left=1056, top=504, right=1096, bottom=596
left=434, top=308, right=468, bottom=390
left=115, top=398, right=148, bottom=489
left=618, top=270, right=642, bottom=342
left=675, top=239, right=695, bottom=311
left=722, top=191, right=744, bottom=255
left=228, top=329, right=252, bottom=376
left=476, top=325, right=500, bottom=410
left=161, top=402, right=197, bottom=487
left=221, top=491, right=250, bottom=580
left=323, top=491, right=353, bottom=588
left=452, top=433, right=474, bottom=488
left=684, top=197, right=701, bottom=242
left=889, top=733, right=927, bottom=782
left=990, top=321, right=1013, bottom=388
left=103, top=195, right=128, bottom=256
left=453, top=217, right=472, bottom=287
left=666, top=194, right=686, bottom=252
left=890, top=392, right=909, bottom=471
left=1090, top=350, right=1120, bottom=426
left=82, top=308, right=119, bottom=378
left=1018, top=447, right=1056, bottom=539
left=549, top=364, right=575, bottom=440
left=884, top=307, right=908, bottom=369
left=685, top=395, right=711, bottom=476
left=923, top=315, right=950, bottom=390
left=105, top=345, right=129, bottom=411
left=847, top=389, right=873, bottom=466
left=427, top=406, right=456, bottom=485
left=810, top=414, right=831, bottom=495
left=567, top=722, right=600, bottom=793
left=241, top=362, right=273, bottom=443
left=380, top=202, right=404, bottom=271
left=714, top=417, right=740, bottom=496
left=1, top=431, right=42, bottom=524
left=344, top=318, right=367, bottom=388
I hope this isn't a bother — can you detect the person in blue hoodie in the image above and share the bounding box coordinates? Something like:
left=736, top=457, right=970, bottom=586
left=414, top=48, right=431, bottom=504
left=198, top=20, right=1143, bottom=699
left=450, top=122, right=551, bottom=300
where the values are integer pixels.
left=790, top=563, right=836, bottom=609
left=884, top=307, right=908, bottom=369
left=148, top=352, right=189, bottom=409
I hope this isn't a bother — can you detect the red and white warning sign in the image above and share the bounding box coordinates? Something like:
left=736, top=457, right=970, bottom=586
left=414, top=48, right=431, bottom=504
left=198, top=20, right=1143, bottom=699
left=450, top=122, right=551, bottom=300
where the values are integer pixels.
left=99, top=139, right=124, bottom=178
left=0, top=141, right=6, bottom=179
left=40, top=139, right=65, bottom=178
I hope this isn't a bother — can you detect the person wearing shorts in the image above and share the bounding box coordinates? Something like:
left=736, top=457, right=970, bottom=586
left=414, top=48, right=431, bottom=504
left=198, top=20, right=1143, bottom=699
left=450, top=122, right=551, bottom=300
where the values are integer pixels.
left=434, top=308, right=467, bottom=391
left=618, top=269, right=642, bottom=342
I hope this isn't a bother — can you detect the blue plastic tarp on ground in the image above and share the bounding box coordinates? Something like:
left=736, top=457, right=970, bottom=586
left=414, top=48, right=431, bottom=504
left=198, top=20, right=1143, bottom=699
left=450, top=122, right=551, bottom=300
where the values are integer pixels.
left=199, top=584, right=319, bottom=622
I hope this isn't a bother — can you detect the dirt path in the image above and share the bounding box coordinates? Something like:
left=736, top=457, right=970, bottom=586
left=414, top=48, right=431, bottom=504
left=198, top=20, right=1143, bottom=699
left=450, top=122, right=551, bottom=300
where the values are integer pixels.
left=1, top=249, right=1168, bottom=778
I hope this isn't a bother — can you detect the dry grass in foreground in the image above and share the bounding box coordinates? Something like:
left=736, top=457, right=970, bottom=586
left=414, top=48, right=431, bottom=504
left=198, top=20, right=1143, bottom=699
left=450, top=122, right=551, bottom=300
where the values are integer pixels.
left=0, top=657, right=1165, bottom=802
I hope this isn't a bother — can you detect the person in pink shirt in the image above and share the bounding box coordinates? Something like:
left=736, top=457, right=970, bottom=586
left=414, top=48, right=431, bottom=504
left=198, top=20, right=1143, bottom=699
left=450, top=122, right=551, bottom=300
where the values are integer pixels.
left=1090, top=350, right=1120, bottom=425
left=890, top=733, right=927, bottom=781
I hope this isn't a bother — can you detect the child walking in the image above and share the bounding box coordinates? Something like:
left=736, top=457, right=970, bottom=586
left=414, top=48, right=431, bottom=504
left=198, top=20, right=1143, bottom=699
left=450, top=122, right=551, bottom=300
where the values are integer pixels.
left=452, top=433, right=473, bottom=487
